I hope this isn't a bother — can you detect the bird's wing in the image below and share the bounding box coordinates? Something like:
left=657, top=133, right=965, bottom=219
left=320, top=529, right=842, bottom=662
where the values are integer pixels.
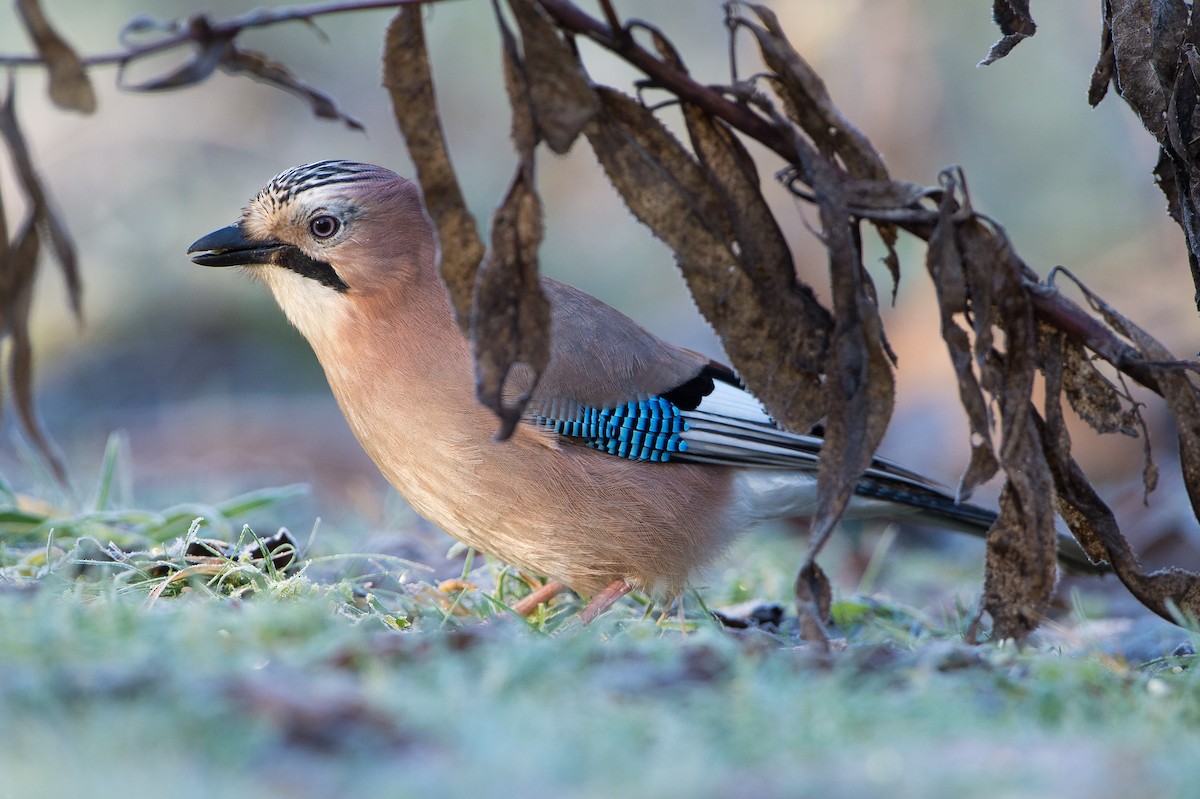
left=520, top=278, right=939, bottom=490
left=518, top=279, right=1109, bottom=574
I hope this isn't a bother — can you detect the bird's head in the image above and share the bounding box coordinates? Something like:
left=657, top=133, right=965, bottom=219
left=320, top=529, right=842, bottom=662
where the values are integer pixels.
left=188, top=160, right=435, bottom=339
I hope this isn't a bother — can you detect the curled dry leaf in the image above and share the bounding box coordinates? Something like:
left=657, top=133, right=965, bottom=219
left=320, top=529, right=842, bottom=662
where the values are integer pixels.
left=117, top=14, right=362, bottom=130
left=506, top=0, right=598, bottom=154
left=801, top=146, right=895, bottom=605
left=383, top=8, right=485, bottom=333
left=1106, top=0, right=1175, bottom=139
left=474, top=13, right=553, bottom=438
left=584, top=87, right=832, bottom=434
left=979, top=230, right=1060, bottom=639
left=669, top=38, right=828, bottom=426
left=1089, top=1, right=1200, bottom=310
left=982, top=474, right=1057, bottom=640
left=1039, top=332, right=1113, bottom=565
left=794, top=560, right=833, bottom=649
left=0, top=83, right=75, bottom=485
left=1037, top=405, right=1200, bottom=625
left=736, top=4, right=901, bottom=292
left=15, top=0, right=96, bottom=114
left=1089, top=5, right=1116, bottom=106
left=978, top=0, right=1038, bottom=66
left=222, top=48, right=364, bottom=131
left=924, top=180, right=999, bottom=500
left=1082, top=286, right=1200, bottom=522
left=738, top=5, right=886, bottom=180
left=0, top=83, right=80, bottom=320
left=1039, top=323, right=1141, bottom=438
left=474, top=167, right=551, bottom=439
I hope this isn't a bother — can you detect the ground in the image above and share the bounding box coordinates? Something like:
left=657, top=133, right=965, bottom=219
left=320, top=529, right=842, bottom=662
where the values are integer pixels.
left=1, top=453, right=1198, bottom=799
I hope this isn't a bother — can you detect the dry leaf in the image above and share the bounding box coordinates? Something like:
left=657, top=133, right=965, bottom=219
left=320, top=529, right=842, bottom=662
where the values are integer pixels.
left=383, top=8, right=485, bottom=333
left=0, top=82, right=76, bottom=485
left=221, top=48, right=363, bottom=131
left=118, top=15, right=362, bottom=131
left=1089, top=4, right=1116, bottom=107
left=506, top=0, right=598, bottom=154
left=15, top=0, right=96, bottom=114
left=925, top=185, right=999, bottom=499
left=1108, top=0, right=1173, bottom=139
left=803, top=149, right=895, bottom=596
left=979, top=0, right=1038, bottom=66
left=739, top=5, right=886, bottom=181
left=473, top=167, right=551, bottom=439
left=585, top=87, right=831, bottom=434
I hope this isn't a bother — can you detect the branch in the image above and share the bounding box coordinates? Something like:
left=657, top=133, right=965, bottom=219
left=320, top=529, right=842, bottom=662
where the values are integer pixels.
left=534, top=0, right=795, bottom=163
left=0, top=0, right=437, bottom=69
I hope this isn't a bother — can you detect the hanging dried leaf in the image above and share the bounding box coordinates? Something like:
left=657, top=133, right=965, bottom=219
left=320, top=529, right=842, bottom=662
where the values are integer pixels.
left=383, top=8, right=485, bottom=333
left=1036, top=406, right=1200, bottom=624
left=118, top=15, right=361, bottom=130
left=1038, top=332, right=1111, bottom=565
left=221, top=48, right=363, bottom=131
left=739, top=5, right=886, bottom=181
left=0, top=82, right=81, bottom=321
left=583, top=87, right=832, bottom=433
left=495, top=4, right=539, bottom=158
left=0, top=80, right=76, bottom=487
left=802, top=149, right=895, bottom=590
left=924, top=184, right=999, bottom=499
left=1038, top=323, right=1141, bottom=437
left=1088, top=0, right=1200, bottom=311
left=969, top=226, right=1058, bottom=639
left=469, top=10, right=552, bottom=439
left=1089, top=4, right=1115, bottom=106
left=1085, top=290, right=1200, bottom=521
left=1108, top=0, right=1173, bottom=139
left=474, top=167, right=551, bottom=439
left=736, top=5, right=900, bottom=292
left=671, top=54, right=826, bottom=416
left=506, top=0, right=598, bottom=154
left=979, top=0, right=1038, bottom=66
left=982, top=473, right=1056, bottom=639
left=15, top=0, right=96, bottom=114
left=1, top=218, right=68, bottom=486
left=1164, top=46, right=1200, bottom=306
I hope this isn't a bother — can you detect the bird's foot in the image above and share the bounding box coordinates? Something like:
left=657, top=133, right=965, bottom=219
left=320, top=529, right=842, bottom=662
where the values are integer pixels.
left=578, top=579, right=633, bottom=624
left=511, top=578, right=569, bottom=616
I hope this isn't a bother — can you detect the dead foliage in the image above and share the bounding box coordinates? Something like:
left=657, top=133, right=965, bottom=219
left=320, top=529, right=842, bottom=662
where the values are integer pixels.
left=7, top=0, right=1200, bottom=641
left=381, top=0, right=1200, bottom=642
left=1, top=0, right=368, bottom=485
left=1074, top=0, right=1200, bottom=313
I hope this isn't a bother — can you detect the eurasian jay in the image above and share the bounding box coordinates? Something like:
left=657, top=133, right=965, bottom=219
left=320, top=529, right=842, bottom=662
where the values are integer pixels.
left=187, top=160, right=1100, bottom=621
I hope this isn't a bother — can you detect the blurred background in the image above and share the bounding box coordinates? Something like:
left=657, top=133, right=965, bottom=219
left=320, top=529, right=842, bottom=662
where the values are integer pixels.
left=0, top=1, right=1195, bottom=614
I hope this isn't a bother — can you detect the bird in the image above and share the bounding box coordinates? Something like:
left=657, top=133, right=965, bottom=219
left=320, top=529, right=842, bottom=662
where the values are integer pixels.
left=188, top=160, right=1103, bottom=621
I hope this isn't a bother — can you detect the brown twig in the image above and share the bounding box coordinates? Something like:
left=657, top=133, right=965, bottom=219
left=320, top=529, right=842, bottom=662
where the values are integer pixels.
left=535, top=0, right=795, bottom=162
left=0, top=0, right=438, bottom=69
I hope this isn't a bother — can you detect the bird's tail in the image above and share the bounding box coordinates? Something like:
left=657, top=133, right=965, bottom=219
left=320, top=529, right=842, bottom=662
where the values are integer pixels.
left=854, top=475, right=1107, bottom=575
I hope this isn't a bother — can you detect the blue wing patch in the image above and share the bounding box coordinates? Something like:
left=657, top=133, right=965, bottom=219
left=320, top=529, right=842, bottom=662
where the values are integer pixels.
left=534, top=397, right=690, bottom=462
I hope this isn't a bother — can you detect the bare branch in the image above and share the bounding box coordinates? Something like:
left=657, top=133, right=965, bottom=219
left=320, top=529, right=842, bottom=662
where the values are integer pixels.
left=0, top=0, right=441, bottom=69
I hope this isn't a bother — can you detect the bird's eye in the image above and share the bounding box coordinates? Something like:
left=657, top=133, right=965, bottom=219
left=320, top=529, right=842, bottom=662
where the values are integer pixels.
left=309, top=215, right=340, bottom=239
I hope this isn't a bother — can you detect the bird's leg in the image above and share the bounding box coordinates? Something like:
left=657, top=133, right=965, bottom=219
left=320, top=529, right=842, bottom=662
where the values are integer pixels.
left=578, top=579, right=633, bottom=624
left=511, top=578, right=569, bottom=616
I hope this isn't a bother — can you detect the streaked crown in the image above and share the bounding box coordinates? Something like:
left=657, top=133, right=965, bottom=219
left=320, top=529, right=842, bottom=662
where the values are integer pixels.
left=253, top=160, right=389, bottom=211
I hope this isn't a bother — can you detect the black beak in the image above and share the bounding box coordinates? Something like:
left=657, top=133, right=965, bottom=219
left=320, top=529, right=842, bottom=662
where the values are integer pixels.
left=187, top=223, right=284, bottom=267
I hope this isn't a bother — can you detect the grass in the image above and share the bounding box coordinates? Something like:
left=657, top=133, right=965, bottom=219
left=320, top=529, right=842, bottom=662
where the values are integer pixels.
left=2, top=433, right=1199, bottom=798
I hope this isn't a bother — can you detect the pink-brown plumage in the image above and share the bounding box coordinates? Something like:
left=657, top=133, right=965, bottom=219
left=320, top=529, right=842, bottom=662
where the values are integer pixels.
left=187, top=160, right=1103, bottom=614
